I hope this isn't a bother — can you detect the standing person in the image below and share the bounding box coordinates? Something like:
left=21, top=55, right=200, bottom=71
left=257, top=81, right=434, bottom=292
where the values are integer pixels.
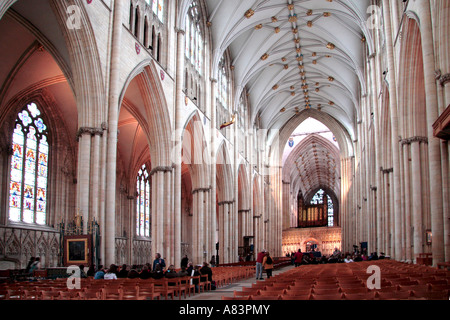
left=210, top=255, right=216, bottom=267
left=152, top=253, right=166, bottom=271
left=200, top=262, right=213, bottom=282
left=181, top=255, right=189, bottom=269
left=28, top=257, right=41, bottom=275
left=262, top=252, right=274, bottom=279
left=294, top=249, right=303, bottom=267
left=25, top=257, right=35, bottom=274
left=256, top=249, right=266, bottom=280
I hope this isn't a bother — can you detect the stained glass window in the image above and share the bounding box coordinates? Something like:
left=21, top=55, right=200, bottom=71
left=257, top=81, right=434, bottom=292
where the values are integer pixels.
left=9, top=102, right=49, bottom=225
left=185, top=1, right=204, bottom=75
left=310, top=189, right=334, bottom=227
left=136, top=164, right=151, bottom=237
left=152, top=0, right=164, bottom=22
left=218, top=56, right=228, bottom=108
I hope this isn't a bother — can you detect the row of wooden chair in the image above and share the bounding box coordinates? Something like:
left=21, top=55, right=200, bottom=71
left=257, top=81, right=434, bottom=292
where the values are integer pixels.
left=0, top=275, right=211, bottom=300
left=229, top=260, right=450, bottom=300
left=224, top=290, right=449, bottom=300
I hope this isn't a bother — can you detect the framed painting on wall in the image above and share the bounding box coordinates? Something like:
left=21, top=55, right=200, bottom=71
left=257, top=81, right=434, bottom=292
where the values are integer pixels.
left=63, top=235, right=92, bottom=267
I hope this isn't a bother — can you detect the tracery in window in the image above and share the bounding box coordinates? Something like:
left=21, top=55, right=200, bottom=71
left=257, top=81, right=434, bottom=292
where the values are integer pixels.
left=9, top=102, right=49, bottom=225
left=136, top=164, right=151, bottom=237
left=310, top=189, right=334, bottom=227
left=184, top=1, right=205, bottom=110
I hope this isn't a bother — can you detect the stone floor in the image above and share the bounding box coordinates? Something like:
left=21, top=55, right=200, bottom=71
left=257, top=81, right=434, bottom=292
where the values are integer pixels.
left=184, top=265, right=295, bottom=300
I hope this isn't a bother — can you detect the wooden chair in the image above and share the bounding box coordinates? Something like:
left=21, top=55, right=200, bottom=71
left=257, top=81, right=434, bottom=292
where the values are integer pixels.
left=222, top=296, right=251, bottom=300
left=59, top=290, right=79, bottom=300
left=309, top=293, right=344, bottom=300
left=249, top=294, right=282, bottom=300
left=77, top=290, right=100, bottom=300
left=284, top=288, right=311, bottom=296
left=311, top=287, right=342, bottom=295
left=281, top=294, right=310, bottom=300
left=40, top=291, right=60, bottom=300
left=200, top=274, right=211, bottom=291
left=180, top=276, right=195, bottom=297
left=258, top=289, right=286, bottom=296
left=137, top=283, right=160, bottom=300
left=234, top=288, right=260, bottom=297
left=153, top=279, right=175, bottom=300
left=121, top=284, right=141, bottom=300
left=339, top=287, right=369, bottom=295
left=410, top=290, right=448, bottom=300
left=342, top=292, right=376, bottom=300
left=101, top=287, right=122, bottom=300
left=6, top=288, right=23, bottom=300
left=375, top=291, right=413, bottom=300
left=22, top=289, right=40, bottom=300
left=166, top=277, right=187, bottom=300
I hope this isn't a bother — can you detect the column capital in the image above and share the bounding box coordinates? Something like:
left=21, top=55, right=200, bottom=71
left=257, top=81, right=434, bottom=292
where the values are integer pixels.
left=400, top=136, right=428, bottom=145
left=149, top=166, right=173, bottom=176
left=380, top=167, right=393, bottom=174
left=218, top=200, right=235, bottom=206
left=174, top=27, right=185, bottom=35
left=192, top=186, right=212, bottom=194
left=76, top=126, right=104, bottom=140
left=439, top=73, right=450, bottom=86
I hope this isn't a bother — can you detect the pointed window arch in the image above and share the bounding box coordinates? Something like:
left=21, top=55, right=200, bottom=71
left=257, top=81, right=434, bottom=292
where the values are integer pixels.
left=9, top=102, right=49, bottom=225
left=184, top=0, right=205, bottom=111
left=136, top=164, right=151, bottom=237
left=310, top=189, right=334, bottom=227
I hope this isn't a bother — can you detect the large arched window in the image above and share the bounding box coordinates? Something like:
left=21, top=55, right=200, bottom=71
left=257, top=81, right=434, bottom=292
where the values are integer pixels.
left=184, top=1, right=205, bottom=111
left=9, top=102, right=49, bottom=225
left=185, top=1, right=203, bottom=75
left=136, top=164, right=151, bottom=237
left=217, top=56, right=228, bottom=108
left=310, top=189, right=334, bottom=227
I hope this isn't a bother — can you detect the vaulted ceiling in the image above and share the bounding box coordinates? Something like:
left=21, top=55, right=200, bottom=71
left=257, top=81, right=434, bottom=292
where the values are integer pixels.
left=205, top=0, right=370, bottom=139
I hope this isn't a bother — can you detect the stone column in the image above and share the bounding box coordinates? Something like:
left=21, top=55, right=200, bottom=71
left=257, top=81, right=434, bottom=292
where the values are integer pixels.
left=382, top=0, right=402, bottom=261
left=157, top=170, right=164, bottom=258
left=217, top=202, right=224, bottom=264
left=411, top=140, right=423, bottom=262
left=402, top=141, right=412, bottom=262
left=418, top=0, right=445, bottom=265
left=173, top=28, right=185, bottom=268
left=104, top=0, right=123, bottom=266
left=164, top=170, right=171, bottom=263
left=76, top=130, right=91, bottom=234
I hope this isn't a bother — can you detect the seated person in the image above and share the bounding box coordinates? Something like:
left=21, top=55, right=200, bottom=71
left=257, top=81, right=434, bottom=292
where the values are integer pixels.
left=117, top=264, right=129, bottom=278
left=178, top=266, right=189, bottom=277
left=151, top=264, right=164, bottom=279
left=165, top=265, right=179, bottom=278
left=139, top=263, right=152, bottom=279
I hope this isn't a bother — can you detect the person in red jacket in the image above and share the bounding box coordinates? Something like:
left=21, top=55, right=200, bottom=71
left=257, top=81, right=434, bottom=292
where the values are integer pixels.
left=294, top=249, right=303, bottom=267
left=256, top=249, right=266, bottom=280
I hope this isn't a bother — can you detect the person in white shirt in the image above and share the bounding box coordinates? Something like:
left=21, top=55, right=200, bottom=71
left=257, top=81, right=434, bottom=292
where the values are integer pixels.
left=344, top=255, right=354, bottom=263
left=104, top=264, right=118, bottom=280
